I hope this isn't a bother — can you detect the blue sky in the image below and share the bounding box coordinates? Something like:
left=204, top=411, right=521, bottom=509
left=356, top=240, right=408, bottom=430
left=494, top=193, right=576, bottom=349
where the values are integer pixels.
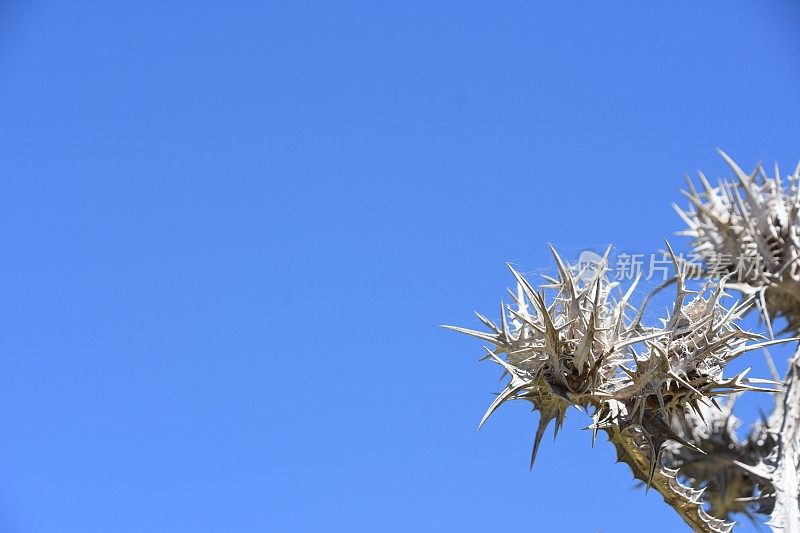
left=0, top=2, right=799, bottom=532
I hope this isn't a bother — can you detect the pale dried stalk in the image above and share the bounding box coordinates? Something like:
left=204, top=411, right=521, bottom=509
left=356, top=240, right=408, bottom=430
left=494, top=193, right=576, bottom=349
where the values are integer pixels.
left=769, top=347, right=800, bottom=531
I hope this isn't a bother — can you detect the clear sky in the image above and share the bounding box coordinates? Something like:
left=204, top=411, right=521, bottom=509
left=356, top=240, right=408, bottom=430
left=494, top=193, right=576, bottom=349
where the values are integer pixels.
left=0, top=2, right=799, bottom=532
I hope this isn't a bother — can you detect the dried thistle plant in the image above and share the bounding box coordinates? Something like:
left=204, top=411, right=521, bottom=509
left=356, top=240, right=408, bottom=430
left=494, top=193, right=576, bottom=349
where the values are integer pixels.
left=446, top=152, right=800, bottom=532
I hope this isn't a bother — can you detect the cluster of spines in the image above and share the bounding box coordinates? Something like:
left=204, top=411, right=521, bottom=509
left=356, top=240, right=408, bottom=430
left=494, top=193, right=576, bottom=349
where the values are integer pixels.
left=448, top=152, right=800, bottom=531
left=444, top=245, right=789, bottom=478
left=674, top=150, right=800, bottom=333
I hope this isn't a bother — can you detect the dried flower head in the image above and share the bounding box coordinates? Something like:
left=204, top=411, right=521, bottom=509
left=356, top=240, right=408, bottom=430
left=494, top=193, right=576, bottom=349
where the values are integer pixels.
left=674, top=151, right=800, bottom=333
left=663, top=397, right=776, bottom=522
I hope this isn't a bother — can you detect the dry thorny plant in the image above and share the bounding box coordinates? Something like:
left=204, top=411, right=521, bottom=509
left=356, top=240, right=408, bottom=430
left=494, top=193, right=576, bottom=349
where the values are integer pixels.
left=445, top=152, right=800, bottom=532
